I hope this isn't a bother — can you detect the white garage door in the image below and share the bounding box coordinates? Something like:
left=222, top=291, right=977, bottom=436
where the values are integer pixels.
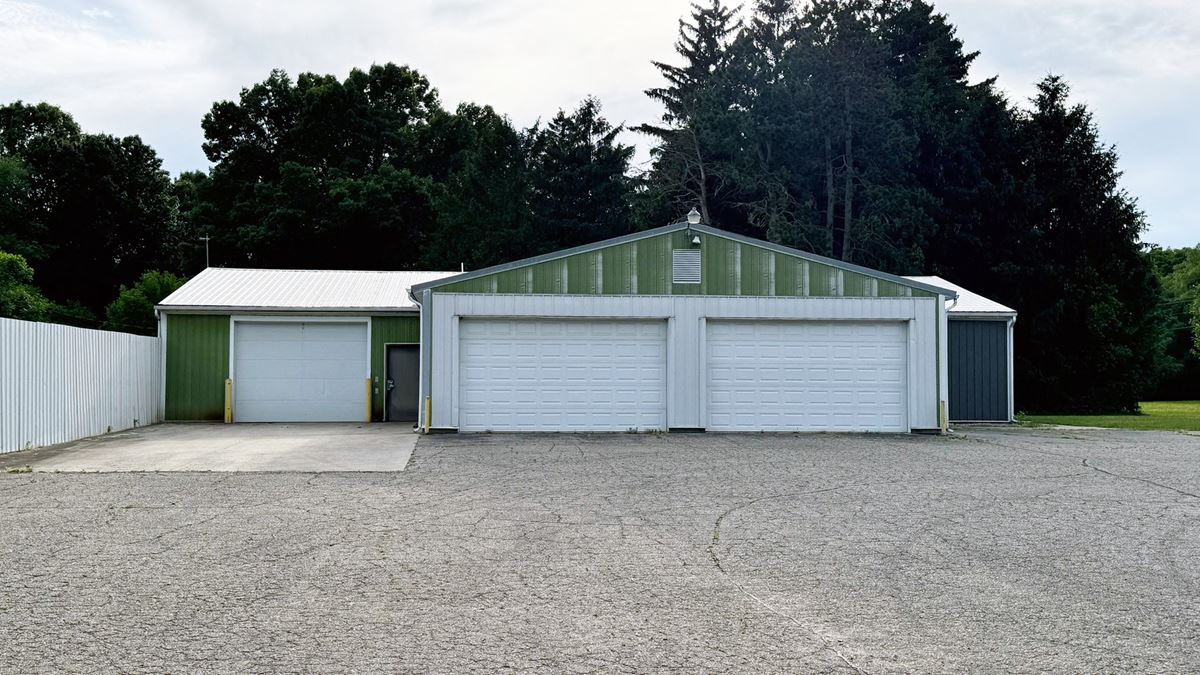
left=707, top=321, right=907, bottom=432
left=458, top=319, right=667, bottom=432
left=234, top=321, right=367, bottom=422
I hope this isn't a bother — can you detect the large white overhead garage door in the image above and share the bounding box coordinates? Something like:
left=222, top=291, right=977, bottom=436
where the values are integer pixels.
left=707, top=321, right=907, bottom=432
left=234, top=321, right=367, bottom=422
left=459, top=319, right=667, bottom=432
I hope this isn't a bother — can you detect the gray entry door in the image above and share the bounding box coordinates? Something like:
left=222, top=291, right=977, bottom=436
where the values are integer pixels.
left=386, top=345, right=420, bottom=423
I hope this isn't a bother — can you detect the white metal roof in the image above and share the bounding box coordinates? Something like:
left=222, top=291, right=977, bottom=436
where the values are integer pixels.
left=903, top=276, right=1016, bottom=316
left=158, top=268, right=991, bottom=314
left=157, top=268, right=460, bottom=312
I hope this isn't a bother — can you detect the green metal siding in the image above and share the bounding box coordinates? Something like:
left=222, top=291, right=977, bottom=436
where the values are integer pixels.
left=370, top=315, right=420, bottom=421
left=437, top=230, right=935, bottom=298
left=639, top=234, right=671, bottom=294
left=165, top=314, right=229, bottom=421
left=774, top=252, right=798, bottom=295
left=602, top=246, right=635, bottom=293
left=165, top=314, right=419, bottom=423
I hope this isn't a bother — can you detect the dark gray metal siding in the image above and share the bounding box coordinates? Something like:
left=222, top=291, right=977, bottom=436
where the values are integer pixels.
left=948, top=320, right=1009, bottom=421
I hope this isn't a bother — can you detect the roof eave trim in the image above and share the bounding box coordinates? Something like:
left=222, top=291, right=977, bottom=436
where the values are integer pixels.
left=948, top=311, right=1018, bottom=319
left=408, top=220, right=958, bottom=299
left=155, top=305, right=419, bottom=313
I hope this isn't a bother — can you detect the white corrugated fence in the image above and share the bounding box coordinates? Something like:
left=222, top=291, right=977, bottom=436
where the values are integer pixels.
left=1, top=318, right=161, bottom=453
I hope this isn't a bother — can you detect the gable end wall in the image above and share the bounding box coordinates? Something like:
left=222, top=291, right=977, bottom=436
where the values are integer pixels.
left=436, top=230, right=934, bottom=298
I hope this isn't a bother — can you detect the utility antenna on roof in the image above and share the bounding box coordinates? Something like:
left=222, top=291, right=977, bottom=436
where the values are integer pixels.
left=199, top=236, right=211, bottom=268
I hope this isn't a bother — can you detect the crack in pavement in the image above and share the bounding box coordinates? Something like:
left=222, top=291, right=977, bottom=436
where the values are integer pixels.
left=969, top=433, right=1200, bottom=500
left=1081, top=458, right=1200, bottom=500
left=707, top=486, right=887, bottom=675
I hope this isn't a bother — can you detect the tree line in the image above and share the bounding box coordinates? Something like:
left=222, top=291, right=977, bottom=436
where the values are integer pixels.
left=0, top=0, right=1195, bottom=412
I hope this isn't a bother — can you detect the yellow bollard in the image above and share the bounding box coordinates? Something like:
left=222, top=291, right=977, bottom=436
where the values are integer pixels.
left=224, top=378, right=233, bottom=424
left=424, top=395, right=432, bottom=433
left=365, top=378, right=373, bottom=423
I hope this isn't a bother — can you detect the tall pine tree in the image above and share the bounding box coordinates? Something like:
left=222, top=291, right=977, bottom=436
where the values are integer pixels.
left=1007, top=77, right=1173, bottom=412
left=526, top=98, right=635, bottom=254
left=639, top=0, right=740, bottom=227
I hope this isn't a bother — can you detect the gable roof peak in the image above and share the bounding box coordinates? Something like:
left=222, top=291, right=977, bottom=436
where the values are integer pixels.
left=410, top=220, right=957, bottom=299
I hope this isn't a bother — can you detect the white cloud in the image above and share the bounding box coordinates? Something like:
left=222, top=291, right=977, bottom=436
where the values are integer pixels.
left=0, top=1, right=691, bottom=170
left=81, top=7, right=113, bottom=20
left=0, top=0, right=1195, bottom=246
left=937, top=0, right=1200, bottom=246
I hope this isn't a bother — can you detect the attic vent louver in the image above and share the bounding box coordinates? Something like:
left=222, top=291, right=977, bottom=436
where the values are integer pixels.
left=672, top=249, right=701, bottom=284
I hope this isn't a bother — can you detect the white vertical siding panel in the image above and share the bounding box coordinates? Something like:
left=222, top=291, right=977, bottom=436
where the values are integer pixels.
left=909, top=297, right=939, bottom=429
left=431, top=296, right=456, bottom=428
left=630, top=246, right=638, bottom=294
left=671, top=297, right=700, bottom=428
left=1, top=318, right=161, bottom=453
left=937, top=295, right=950, bottom=428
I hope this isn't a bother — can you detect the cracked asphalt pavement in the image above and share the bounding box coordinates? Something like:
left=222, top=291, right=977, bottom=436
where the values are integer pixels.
left=1, top=427, right=1198, bottom=673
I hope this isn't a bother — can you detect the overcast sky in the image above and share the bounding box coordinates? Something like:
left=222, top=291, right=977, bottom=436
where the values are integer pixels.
left=1, top=0, right=1196, bottom=247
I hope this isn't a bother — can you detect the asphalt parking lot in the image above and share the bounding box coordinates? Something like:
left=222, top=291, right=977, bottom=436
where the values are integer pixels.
left=1, top=427, right=1197, bottom=673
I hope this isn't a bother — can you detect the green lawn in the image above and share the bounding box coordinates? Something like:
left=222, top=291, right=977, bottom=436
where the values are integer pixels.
left=1022, top=401, right=1200, bottom=431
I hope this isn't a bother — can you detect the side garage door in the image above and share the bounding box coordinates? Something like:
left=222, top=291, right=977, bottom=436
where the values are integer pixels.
left=707, top=321, right=907, bottom=432
left=234, top=321, right=367, bottom=422
left=458, top=319, right=667, bottom=432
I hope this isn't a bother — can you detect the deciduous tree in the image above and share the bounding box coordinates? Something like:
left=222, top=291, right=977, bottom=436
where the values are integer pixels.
left=0, top=250, right=50, bottom=321
left=0, top=102, right=175, bottom=317
left=104, top=270, right=185, bottom=335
